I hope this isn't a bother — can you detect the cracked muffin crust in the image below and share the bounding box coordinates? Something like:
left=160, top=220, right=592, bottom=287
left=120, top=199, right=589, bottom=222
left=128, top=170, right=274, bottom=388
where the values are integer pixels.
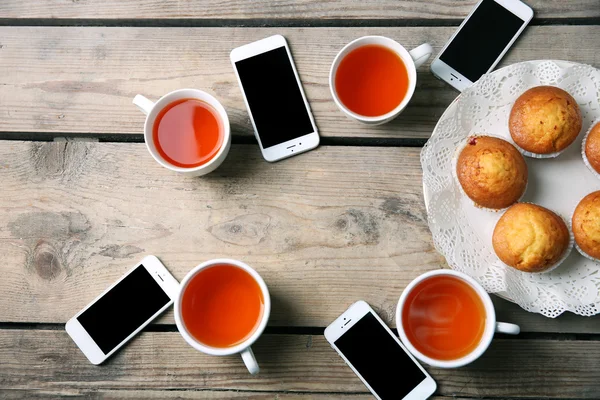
left=509, top=86, right=582, bottom=155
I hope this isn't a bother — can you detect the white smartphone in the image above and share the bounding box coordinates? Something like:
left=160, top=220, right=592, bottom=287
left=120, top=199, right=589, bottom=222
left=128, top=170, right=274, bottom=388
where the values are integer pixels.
left=430, top=0, right=533, bottom=91
left=65, top=255, right=179, bottom=364
left=325, top=301, right=436, bottom=400
left=231, top=35, right=320, bottom=162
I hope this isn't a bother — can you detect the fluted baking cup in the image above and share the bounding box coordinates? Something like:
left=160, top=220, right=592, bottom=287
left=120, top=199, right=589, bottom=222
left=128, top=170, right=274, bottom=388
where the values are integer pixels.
left=496, top=203, right=574, bottom=274
left=575, top=243, right=600, bottom=263
left=581, top=118, right=600, bottom=179
left=511, top=140, right=566, bottom=159
left=571, top=192, right=600, bottom=263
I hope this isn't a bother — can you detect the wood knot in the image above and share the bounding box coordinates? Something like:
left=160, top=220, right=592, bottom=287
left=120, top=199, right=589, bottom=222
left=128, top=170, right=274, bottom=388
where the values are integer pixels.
left=335, top=219, right=348, bottom=230
left=208, top=214, right=271, bottom=246
left=229, top=224, right=242, bottom=234
left=31, top=241, right=62, bottom=280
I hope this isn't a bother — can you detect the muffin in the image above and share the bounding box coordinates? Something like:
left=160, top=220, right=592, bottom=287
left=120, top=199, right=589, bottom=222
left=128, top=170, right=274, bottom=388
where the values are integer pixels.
left=509, top=86, right=582, bottom=155
left=456, top=135, right=528, bottom=209
left=572, top=191, right=600, bottom=260
left=584, top=121, right=600, bottom=175
left=493, top=203, right=571, bottom=273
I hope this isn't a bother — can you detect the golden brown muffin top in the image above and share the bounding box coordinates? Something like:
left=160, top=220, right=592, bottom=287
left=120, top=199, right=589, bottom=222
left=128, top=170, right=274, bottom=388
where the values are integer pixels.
left=509, top=86, right=582, bottom=154
left=493, top=203, right=570, bottom=273
left=572, top=191, right=600, bottom=260
left=585, top=122, right=600, bottom=174
left=457, top=136, right=528, bottom=209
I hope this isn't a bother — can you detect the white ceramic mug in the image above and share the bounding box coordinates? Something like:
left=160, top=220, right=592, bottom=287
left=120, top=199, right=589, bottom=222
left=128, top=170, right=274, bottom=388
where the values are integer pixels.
left=395, top=269, right=520, bottom=368
left=133, top=89, right=231, bottom=176
left=174, top=259, right=270, bottom=375
left=329, top=36, right=433, bottom=125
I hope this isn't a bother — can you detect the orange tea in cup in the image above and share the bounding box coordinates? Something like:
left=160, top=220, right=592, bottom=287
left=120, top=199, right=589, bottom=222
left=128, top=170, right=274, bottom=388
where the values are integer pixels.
left=335, top=44, right=409, bottom=117
left=152, top=98, right=224, bottom=168
left=181, top=264, right=265, bottom=348
left=401, top=275, right=486, bottom=360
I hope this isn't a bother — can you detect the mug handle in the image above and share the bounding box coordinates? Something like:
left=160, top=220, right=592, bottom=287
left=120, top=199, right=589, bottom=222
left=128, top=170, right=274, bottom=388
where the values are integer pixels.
left=133, top=94, right=155, bottom=115
left=409, top=43, right=433, bottom=69
left=496, top=321, right=520, bottom=335
left=241, top=347, right=260, bottom=375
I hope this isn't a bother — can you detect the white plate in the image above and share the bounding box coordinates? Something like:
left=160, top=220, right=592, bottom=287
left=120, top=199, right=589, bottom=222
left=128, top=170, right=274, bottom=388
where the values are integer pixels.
left=421, top=60, right=600, bottom=317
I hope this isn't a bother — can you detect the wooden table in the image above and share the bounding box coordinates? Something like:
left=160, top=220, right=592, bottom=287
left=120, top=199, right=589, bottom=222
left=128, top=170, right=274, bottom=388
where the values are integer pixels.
left=1, top=1, right=599, bottom=399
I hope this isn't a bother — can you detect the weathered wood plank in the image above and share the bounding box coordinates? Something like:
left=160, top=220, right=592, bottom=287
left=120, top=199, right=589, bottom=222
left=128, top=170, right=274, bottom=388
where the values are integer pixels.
left=0, top=390, right=479, bottom=400
left=0, top=26, right=598, bottom=139
left=0, top=391, right=484, bottom=400
left=1, top=330, right=599, bottom=398
left=1, top=140, right=599, bottom=333
left=0, top=389, right=374, bottom=399
left=0, top=141, right=443, bottom=326
left=1, top=0, right=598, bottom=20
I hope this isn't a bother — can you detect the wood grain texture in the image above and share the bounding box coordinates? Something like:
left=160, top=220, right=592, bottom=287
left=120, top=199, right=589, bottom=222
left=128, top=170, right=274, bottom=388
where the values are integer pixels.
left=0, top=141, right=443, bottom=326
left=0, top=26, right=599, bottom=139
left=0, top=390, right=470, bottom=400
left=0, top=392, right=530, bottom=400
left=0, top=390, right=375, bottom=400
left=1, top=0, right=598, bottom=20
left=1, top=330, right=600, bottom=398
left=1, top=140, right=598, bottom=333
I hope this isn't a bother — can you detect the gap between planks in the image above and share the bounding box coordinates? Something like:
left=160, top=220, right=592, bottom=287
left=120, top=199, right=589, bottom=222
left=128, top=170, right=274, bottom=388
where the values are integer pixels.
left=0, top=132, right=428, bottom=147
left=2, top=322, right=600, bottom=342
left=0, top=17, right=598, bottom=28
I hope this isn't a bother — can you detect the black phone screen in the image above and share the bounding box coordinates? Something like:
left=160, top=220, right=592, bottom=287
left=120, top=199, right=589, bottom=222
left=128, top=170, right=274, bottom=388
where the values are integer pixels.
left=439, top=0, right=525, bottom=82
left=334, top=312, right=427, bottom=399
left=77, top=265, right=170, bottom=354
left=234, top=46, right=314, bottom=149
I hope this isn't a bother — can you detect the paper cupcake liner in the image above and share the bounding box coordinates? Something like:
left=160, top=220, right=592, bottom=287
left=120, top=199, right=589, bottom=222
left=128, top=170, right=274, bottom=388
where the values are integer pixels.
left=575, top=243, right=600, bottom=263
left=581, top=118, right=600, bottom=179
left=452, top=134, right=528, bottom=212
left=497, top=203, right=574, bottom=274
left=571, top=194, right=600, bottom=263
left=511, top=141, right=565, bottom=159
left=510, top=94, right=586, bottom=159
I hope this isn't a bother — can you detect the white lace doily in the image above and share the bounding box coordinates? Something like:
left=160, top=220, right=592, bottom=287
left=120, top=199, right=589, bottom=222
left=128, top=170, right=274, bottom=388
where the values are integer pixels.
left=421, top=60, right=600, bottom=318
